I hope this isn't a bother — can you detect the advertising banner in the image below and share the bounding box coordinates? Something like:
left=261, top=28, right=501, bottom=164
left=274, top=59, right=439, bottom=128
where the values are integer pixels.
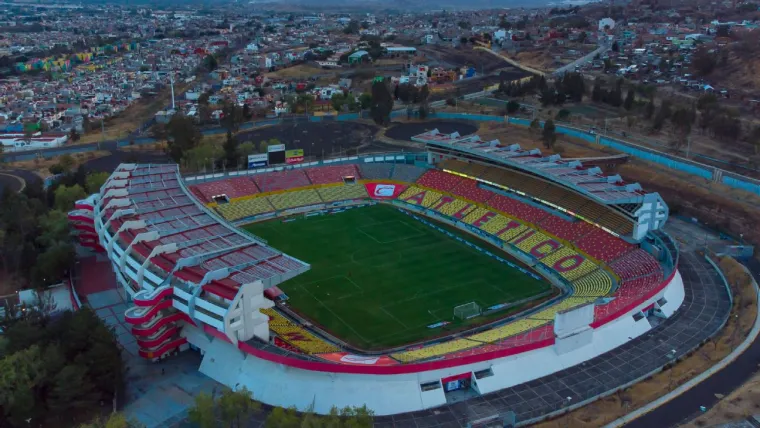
left=285, top=149, right=304, bottom=164
left=318, top=353, right=399, bottom=366
left=247, top=153, right=268, bottom=169
left=267, top=144, right=286, bottom=152
left=363, top=182, right=407, bottom=200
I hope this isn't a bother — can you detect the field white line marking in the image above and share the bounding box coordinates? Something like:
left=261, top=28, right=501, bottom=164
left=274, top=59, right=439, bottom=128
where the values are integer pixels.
left=343, top=275, right=363, bottom=291
left=380, top=306, right=409, bottom=329
left=297, top=284, right=371, bottom=344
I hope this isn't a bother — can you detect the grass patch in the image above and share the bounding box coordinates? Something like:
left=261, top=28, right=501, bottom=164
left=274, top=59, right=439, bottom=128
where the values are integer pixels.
left=245, top=204, right=551, bottom=350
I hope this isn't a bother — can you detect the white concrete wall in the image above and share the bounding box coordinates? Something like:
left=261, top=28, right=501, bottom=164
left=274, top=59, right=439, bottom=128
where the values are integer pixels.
left=184, top=272, right=685, bottom=416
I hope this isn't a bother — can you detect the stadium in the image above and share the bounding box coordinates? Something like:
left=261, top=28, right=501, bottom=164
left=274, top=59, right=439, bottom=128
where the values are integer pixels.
left=74, top=127, right=687, bottom=421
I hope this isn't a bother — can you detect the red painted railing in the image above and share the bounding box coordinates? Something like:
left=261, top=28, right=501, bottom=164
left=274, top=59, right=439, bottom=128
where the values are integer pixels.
left=136, top=325, right=178, bottom=348
left=131, top=311, right=189, bottom=336
left=138, top=337, right=187, bottom=360
left=133, top=287, right=173, bottom=307
left=125, top=299, right=173, bottom=325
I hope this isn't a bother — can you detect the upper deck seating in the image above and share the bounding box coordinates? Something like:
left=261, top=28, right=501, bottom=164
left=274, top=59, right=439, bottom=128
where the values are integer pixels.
left=451, top=178, right=495, bottom=203
left=416, top=170, right=462, bottom=192
left=192, top=177, right=260, bottom=202
left=391, top=164, right=426, bottom=182
left=306, top=165, right=360, bottom=185
left=574, top=229, right=633, bottom=262
left=609, top=249, right=662, bottom=281
left=254, top=170, right=311, bottom=193
left=358, top=163, right=393, bottom=180
left=488, top=194, right=549, bottom=225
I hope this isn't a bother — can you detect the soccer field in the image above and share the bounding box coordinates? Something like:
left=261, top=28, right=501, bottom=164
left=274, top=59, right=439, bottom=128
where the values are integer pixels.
left=244, top=204, right=552, bottom=350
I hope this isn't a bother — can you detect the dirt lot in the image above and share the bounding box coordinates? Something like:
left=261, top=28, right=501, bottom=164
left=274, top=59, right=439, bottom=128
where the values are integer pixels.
left=236, top=121, right=378, bottom=158
left=75, top=82, right=189, bottom=145
left=4, top=150, right=112, bottom=179
left=421, top=45, right=514, bottom=74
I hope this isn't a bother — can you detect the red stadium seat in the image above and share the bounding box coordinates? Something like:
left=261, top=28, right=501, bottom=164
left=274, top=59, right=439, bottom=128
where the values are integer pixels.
left=306, top=165, right=360, bottom=185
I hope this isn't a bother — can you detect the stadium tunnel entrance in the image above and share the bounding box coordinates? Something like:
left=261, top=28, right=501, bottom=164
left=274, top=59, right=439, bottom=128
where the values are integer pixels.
left=440, top=371, right=483, bottom=403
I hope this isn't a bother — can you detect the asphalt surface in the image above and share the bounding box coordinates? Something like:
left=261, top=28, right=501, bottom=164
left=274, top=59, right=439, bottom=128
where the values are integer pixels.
left=385, top=120, right=478, bottom=141
left=625, top=258, right=760, bottom=428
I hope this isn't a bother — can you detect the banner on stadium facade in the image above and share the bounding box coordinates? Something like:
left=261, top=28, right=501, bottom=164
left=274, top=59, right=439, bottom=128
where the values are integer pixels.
left=267, top=144, right=286, bottom=152
left=285, top=149, right=304, bottom=165
left=247, top=153, right=268, bottom=168
left=363, top=182, right=407, bottom=200
left=318, top=353, right=398, bottom=366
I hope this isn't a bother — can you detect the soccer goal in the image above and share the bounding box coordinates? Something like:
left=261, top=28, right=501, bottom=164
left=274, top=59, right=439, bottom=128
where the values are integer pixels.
left=453, top=302, right=482, bottom=320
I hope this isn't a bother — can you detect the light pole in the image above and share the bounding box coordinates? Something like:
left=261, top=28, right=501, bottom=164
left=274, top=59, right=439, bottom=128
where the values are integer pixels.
left=565, top=396, right=573, bottom=428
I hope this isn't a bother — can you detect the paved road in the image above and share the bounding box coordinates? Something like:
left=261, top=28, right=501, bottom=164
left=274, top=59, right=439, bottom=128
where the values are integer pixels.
left=624, top=258, right=760, bottom=428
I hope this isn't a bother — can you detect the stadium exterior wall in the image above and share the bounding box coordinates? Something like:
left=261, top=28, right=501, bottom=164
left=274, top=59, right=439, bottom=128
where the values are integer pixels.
left=189, top=270, right=684, bottom=415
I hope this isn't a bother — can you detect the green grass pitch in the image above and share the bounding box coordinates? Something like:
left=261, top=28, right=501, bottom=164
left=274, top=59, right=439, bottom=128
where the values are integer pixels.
left=244, top=204, right=551, bottom=350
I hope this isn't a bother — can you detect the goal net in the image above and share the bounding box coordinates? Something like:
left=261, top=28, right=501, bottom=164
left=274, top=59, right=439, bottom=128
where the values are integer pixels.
left=453, top=302, right=482, bottom=320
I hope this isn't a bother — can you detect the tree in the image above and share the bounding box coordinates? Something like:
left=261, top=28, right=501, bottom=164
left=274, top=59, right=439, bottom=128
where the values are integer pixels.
left=652, top=100, right=672, bottom=131
left=358, top=93, right=372, bottom=110
left=222, top=131, right=240, bottom=168
left=343, top=20, right=360, bottom=34
left=611, top=41, right=619, bottom=52
left=182, top=141, right=223, bottom=172
left=265, top=406, right=301, bottom=428
left=0, top=345, right=47, bottom=424
left=633, top=91, right=651, bottom=116
left=331, top=93, right=345, bottom=112
left=203, top=54, right=218, bottom=72
left=542, top=119, right=557, bottom=149
left=37, top=209, right=70, bottom=248
left=166, top=115, right=202, bottom=163
left=219, top=387, right=260, bottom=428
left=692, top=46, right=716, bottom=76
left=236, top=141, right=256, bottom=164
left=54, top=183, right=86, bottom=211
left=85, top=172, right=109, bottom=194
left=459, top=36, right=468, bottom=45
left=506, top=100, right=520, bottom=114
left=79, top=413, right=144, bottom=428
left=58, top=153, right=76, bottom=171
left=221, top=101, right=243, bottom=133
left=529, top=118, right=540, bottom=134
left=623, top=88, right=635, bottom=111
left=31, top=241, right=75, bottom=287
left=48, top=364, right=99, bottom=413
left=370, top=78, right=393, bottom=126
left=457, top=20, right=470, bottom=29
left=188, top=392, right=217, bottom=428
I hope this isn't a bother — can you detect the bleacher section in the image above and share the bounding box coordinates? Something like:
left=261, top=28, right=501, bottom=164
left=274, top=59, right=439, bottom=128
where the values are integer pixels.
left=317, top=185, right=369, bottom=202
left=575, top=229, right=633, bottom=262
left=390, top=164, right=426, bottom=182
left=268, top=189, right=323, bottom=210
left=443, top=159, right=635, bottom=236
left=306, top=165, right=359, bottom=185
left=358, top=163, right=393, bottom=180
left=192, top=177, right=260, bottom=203
left=254, top=170, right=311, bottom=192
left=416, top=170, right=462, bottom=192
left=392, top=297, right=596, bottom=362
left=184, top=162, right=666, bottom=366
left=398, top=186, right=443, bottom=208
left=451, top=179, right=495, bottom=203
left=261, top=308, right=339, bottom=354
left=216, top=198, right=275, bottom=221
